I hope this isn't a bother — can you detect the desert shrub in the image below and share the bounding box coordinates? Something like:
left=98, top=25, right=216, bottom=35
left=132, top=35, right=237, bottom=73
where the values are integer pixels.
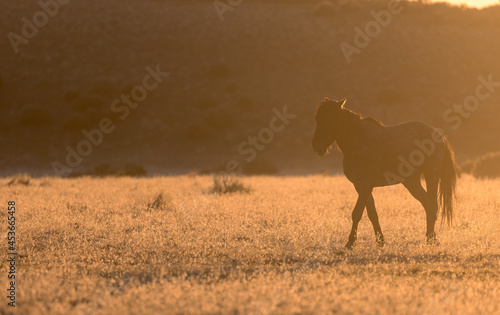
left=243, top=160, right=279, bottom=175
left=472, top=152, right=500, bottom=179
left=67, top=164, right=147, bottom=178
left=119, top=164, right=147, bottom=177
left=147, top=192, right=175, bottom=211
left=198, top=168, right=212, bottom=175
left=93, top=164, right=118, bottom=177
left=39, top=180, right=51, bottom=187
left=73, top=95, right=106, bottom=112
left=208, top=62, right=230, bottom=79
left=18, top=106, right=51, bottom=127
left=7, top=173, right=31, bottom=186
left=205, top=110, right=235, bottom=130
left=211, top=174, right=250, bottom=194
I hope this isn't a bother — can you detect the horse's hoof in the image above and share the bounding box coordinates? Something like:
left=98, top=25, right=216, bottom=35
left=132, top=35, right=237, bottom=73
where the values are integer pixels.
left=427, top=239, right=440, bottom=246
left=426, top=235, right=440, bottom=246
left=376, top=234, right=385, bottom=247
left=345, top=242, right=355, bottom=250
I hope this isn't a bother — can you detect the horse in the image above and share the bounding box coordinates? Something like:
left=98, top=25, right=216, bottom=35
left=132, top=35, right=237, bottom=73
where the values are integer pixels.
left=312, top=97, right=457, bottom=248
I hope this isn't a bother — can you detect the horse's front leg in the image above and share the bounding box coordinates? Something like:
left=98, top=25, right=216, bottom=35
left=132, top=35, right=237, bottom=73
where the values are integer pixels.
left=366, top=194, right=385, bottom=247
left=346, top=185, right=373, bottom=248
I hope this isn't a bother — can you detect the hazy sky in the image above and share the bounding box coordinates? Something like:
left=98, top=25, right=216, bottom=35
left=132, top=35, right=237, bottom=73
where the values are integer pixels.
left=437, top=0, right=498, bottom=7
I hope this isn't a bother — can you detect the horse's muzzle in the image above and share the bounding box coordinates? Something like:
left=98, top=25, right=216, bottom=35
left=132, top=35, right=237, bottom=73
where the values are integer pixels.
left=312, top=140, right=327, bottom=156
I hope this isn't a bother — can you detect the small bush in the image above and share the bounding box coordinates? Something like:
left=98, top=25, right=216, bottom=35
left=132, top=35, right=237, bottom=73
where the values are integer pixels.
left=472, top=152, right=500, bottom=179
left=119, top=164, right=147, bottom=177
left=67, top=164, right=147, bottom=178
left=7, top=173, right=31, bottom=186
left=243, top=160, right=279, bottom=175
left=92, top=164, right=118, bottom=177
left=198, top=168, right=212, bottom=175
left=211, top=174, right=250, bottom=194
left=18, top=106, right=51, bottom=127
left=148, top=192, right=175, bottom=211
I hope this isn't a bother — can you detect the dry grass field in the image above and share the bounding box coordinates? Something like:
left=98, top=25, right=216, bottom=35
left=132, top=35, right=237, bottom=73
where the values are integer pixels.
left=1, top=174, right=499, bottom=314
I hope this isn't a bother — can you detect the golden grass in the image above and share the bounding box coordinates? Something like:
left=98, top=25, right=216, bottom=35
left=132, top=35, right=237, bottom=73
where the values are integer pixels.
left=1, top=175, right=498, bottom=314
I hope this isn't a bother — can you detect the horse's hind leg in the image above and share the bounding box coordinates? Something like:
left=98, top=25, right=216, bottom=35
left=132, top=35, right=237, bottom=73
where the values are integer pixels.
left=423, top=171, right=440, bottom=244
left=366, top=194, right=385, bottom=247
left=403, top=175, right=438, bottom=244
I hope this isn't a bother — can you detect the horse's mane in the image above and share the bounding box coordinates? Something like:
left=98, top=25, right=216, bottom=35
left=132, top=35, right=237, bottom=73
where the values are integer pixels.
left=341, top=108, right=384, bottom=127
left=363, top=116, right=384, bottom=126
left=315, top=102, right=385, bottom=127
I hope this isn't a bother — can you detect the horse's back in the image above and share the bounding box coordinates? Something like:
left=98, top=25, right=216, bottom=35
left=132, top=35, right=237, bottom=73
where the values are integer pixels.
left=386, top=120, right=439, bottom=136
left=383, top=121, right=445, bottom=149
left=350, top=120, right=447, bottom=186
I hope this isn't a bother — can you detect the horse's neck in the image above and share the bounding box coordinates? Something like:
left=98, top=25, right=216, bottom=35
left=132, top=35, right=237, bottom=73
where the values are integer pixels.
left=335, top=111, right=364, bottom=154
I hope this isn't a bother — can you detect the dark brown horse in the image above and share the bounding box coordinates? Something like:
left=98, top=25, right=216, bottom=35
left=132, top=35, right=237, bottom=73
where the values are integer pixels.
left=312, top=98, right=457, bottom=248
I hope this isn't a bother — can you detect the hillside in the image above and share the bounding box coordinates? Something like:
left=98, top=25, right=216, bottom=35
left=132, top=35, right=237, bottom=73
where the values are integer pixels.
left=1, top=0, right=500, bottom=175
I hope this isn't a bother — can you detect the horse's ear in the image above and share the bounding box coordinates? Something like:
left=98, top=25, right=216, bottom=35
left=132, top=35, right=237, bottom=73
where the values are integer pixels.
left=338, top=98, right=347, bottom=108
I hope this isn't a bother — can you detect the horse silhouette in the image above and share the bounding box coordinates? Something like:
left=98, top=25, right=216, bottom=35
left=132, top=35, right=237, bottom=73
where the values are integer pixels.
left=312, top=98, right=457, bottom=248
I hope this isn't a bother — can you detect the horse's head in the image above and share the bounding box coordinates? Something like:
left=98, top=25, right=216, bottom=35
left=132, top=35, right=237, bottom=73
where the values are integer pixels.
left=312, top=97, right=346, bottom=156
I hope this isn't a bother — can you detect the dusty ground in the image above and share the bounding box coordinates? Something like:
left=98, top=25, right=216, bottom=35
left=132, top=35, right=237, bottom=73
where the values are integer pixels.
left=0, top=174, right=498, bottom=314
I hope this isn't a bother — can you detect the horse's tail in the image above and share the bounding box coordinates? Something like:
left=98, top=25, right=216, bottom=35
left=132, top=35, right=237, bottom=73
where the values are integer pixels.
left=439, top=139, right=457, bottom=226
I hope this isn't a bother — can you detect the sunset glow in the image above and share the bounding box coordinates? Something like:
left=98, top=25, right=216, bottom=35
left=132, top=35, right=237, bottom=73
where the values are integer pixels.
left=434, top=0, right=499, bottom=7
